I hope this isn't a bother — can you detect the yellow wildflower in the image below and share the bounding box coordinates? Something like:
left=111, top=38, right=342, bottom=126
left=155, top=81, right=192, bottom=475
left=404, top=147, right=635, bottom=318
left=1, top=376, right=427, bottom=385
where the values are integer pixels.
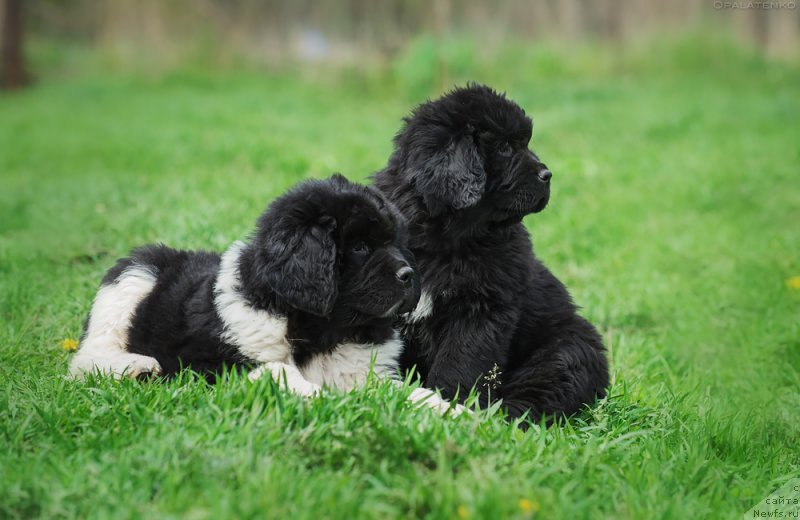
left=786, top=276, right=800, bottom=290
left=457, top=505, right=470, bottom=519
left=519, top=498, right=540, bottom=513
left=61, top=338, right=79, bottom=352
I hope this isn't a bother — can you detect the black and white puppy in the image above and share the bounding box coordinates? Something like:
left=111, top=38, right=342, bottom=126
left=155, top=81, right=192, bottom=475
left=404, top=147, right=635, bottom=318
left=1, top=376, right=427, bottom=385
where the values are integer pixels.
left=69, top=174, right=463, bottom=410
left=373, top=84, right=609, bottom=423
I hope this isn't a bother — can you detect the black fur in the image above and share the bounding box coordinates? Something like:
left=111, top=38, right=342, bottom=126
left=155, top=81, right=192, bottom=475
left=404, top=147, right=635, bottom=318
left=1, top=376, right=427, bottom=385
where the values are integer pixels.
left=118, top=247, right=236, bottom=376
left=373, top=84, right=609, bottom=423
left=96, top=174, right=419, bottom=379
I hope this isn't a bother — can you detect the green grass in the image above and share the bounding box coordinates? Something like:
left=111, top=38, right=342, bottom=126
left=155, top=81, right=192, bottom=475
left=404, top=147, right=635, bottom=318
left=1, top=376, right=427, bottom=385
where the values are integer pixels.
left=1, top=36, right=799, bottom=518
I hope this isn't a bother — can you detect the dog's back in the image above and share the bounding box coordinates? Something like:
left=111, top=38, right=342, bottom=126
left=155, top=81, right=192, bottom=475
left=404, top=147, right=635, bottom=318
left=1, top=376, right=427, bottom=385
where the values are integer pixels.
left=70, top=245, right=234, bottom=379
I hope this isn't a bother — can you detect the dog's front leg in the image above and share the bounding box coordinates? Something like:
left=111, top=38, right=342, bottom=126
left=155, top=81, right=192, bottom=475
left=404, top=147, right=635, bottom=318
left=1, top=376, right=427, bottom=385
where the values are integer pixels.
left=248, top=362, right=321, bottom=397
left=421, top=300, right=519, bottom=408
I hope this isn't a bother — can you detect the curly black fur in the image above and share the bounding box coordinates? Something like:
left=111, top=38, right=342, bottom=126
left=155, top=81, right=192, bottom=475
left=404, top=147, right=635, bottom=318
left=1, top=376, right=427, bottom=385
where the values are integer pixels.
left=373, top=84, right=609, bottom=424
left=82, top=174, right=419, bottom=379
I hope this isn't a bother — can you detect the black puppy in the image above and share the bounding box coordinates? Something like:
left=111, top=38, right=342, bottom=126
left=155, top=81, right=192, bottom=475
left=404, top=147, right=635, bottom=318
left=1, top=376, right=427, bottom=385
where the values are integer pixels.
left=70, top=174, right=433, bottom=398
left=373, top=84, right=609, bottom=423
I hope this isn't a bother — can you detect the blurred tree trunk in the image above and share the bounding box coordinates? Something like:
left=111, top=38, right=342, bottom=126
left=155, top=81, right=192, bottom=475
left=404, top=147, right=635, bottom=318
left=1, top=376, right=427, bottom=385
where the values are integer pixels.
left=1, top=0, right=29, bottom=90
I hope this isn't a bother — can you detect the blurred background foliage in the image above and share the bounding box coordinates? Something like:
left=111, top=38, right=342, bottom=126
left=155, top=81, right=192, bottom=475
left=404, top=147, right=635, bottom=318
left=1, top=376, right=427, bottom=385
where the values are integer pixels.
left=4, top=0, right=800, bottom=97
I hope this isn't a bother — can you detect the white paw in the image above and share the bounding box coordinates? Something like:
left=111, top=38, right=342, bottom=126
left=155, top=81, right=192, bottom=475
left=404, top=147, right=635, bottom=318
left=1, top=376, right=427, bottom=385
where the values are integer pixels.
left=247, top=364, right=269, bottom=382
left=249, top=362, right=321, bottom=397
left=120, top=354, right=162, bottom=379
left=449, top=402, right=471, bottom=416
left=69, top=350, right=161, bottom=380
left=408, top=387, right=471, bottom=416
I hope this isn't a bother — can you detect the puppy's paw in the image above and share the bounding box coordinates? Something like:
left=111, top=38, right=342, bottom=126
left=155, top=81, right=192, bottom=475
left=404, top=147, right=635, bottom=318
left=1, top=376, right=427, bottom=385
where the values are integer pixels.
left=407, top=387, right=471, bottom=416
left=123, top=355, right=162, bottom=380
left=249, top=362, right=321, bottom=397
left=247, top=364, right=269, bottom=382
left=448, top=402, right=472, bottom=416
left=69, top=350, right=162, bottom=380
left=438, top=400, right=471, bottom=417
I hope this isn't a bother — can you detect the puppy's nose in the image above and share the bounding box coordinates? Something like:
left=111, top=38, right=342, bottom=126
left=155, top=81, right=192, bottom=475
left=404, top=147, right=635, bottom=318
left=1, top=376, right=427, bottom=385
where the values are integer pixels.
left=537, top=169, right=552, bottom=182
left=396, top=266, right=414, bottom=287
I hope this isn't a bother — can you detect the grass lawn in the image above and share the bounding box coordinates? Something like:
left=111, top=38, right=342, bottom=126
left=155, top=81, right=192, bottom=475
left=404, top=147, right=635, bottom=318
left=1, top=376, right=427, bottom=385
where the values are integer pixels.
left=1, top=38, right=799, bottom=518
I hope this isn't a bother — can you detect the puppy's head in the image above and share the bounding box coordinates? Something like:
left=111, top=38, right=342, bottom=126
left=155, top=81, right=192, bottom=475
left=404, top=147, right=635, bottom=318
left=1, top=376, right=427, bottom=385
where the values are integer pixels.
left=248, top=174, right=419, bottom=320
left=391, top=83, right=551, bottom=224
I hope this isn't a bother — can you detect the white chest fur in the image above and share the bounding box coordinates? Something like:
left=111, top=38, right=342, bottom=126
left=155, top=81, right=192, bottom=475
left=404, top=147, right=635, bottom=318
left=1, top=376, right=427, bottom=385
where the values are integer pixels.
left=405, top=291, right=433, bottom=323
left=216, top=242, right=402, bottom=391
left=299, top=333, right=403, bottom=391
left=214, top=242, right=292, bottom=364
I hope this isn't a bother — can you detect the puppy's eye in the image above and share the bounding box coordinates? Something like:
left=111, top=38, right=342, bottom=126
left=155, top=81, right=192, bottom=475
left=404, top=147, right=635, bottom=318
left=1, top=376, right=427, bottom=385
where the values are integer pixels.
left=499, top=143, right=513, bottom=158
left=351, top=242, right=370, bottom=255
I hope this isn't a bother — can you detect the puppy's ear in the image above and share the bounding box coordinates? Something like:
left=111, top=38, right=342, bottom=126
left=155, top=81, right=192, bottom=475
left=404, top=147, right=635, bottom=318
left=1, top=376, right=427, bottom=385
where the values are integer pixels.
left=260, top=215, right=338, bottom=317
left=415, top=132, right=486, bottom=214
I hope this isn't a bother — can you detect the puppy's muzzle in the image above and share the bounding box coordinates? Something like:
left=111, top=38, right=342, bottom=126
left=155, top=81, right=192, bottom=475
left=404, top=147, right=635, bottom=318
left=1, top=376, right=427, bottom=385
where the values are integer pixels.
left=537, top=169, right=552, bottom=182
left=396, top=265, right=420, bottom=314
left=396, top=266, right=414, bottom=287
